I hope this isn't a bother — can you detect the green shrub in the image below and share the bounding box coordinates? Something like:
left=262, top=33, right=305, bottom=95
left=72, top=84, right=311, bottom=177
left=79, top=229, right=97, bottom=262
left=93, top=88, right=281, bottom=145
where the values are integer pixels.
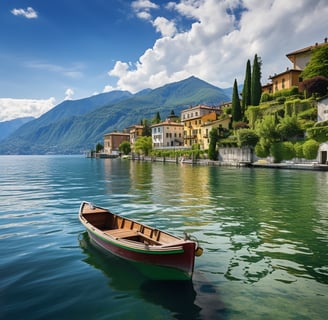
left=218, top=136, right=238, bottom=147
left=245, top=106, right=260, bottom=129
left=260, top=92, right=272, bottom=103
left=307, top=126, right=328, bottom=142
left=237, top=129, right=259, bottom=147
left=284, top=98, right=312, bottom=116
left=294, top=142, right=304, bottom=158
left=277, top=96, right=286, bottom=104
left=270, top=141, right=295, bottom=163
left=302, top=139, right=319, bottom=160
left=298, top=107, right=317, bottom=121
left=255, top=142, right=270, bottom=158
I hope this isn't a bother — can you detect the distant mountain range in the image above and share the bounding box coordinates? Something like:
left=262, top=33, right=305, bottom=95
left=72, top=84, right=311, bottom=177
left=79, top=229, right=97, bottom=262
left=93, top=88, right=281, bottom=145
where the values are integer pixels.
left=0, top=117, right=35, bottom=142
left=0, top=76, right=231, bottom=155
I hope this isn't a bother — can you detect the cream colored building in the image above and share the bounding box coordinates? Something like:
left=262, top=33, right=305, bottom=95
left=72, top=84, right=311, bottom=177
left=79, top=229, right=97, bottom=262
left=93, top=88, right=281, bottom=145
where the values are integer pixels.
left=151, top=121, right=184, bottom=148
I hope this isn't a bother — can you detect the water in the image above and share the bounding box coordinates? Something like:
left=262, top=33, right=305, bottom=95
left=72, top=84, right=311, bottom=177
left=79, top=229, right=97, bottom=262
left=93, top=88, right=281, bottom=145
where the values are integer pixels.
left=0, top=155, right=327, bottom=320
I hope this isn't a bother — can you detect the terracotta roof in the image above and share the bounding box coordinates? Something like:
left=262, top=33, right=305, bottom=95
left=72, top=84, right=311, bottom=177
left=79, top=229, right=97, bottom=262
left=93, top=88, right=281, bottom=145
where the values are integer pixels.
left=150, top=121, right=183, bottom=128
left=269, top=68, right=301, bottom=80
left=286, top=39, right=328, bottom=59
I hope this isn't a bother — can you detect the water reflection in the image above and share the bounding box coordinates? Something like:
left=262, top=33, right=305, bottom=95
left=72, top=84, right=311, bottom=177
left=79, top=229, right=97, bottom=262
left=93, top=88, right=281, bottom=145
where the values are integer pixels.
left=79, top=232, right=225, bottom=319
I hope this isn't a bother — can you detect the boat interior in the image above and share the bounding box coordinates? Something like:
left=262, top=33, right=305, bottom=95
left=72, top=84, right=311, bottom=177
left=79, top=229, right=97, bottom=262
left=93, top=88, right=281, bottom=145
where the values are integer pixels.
left=81, top=204, right=181, bottom=246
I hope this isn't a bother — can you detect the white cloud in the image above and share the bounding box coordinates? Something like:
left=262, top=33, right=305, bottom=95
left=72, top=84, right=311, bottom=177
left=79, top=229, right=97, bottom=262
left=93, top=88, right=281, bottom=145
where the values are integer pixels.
left=11, top=7, right=38, bottom=19
left=103, top=85, right=115, bottom=93
left=108, top=0, right=328, bottom=93
left=132, top=0, right=159, bottom=21
left=0, top=98, right=56, bottom=122
left=64, top=88, right=75, bottom=100
left=132, top=0, right=159, bottom=12
left=153, top=17, right=177, bottom=37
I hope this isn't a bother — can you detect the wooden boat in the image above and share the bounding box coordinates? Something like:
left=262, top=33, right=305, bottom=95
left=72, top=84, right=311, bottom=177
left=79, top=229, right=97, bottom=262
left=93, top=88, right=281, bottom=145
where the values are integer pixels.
left=79, top=201, right=203, bottom=279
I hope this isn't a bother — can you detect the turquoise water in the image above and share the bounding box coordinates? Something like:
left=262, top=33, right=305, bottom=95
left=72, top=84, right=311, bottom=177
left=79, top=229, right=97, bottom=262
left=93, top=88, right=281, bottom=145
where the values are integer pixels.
left=0, top=155, right=327, bottom=319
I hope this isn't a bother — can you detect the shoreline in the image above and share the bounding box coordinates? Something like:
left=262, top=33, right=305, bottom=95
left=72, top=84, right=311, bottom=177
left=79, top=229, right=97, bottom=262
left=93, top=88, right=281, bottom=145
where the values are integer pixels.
left=129, top=155, right=328, bottom=171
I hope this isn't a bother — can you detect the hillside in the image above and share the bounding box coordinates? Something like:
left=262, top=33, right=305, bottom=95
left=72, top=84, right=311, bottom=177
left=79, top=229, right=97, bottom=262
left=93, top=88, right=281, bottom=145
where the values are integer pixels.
left=0, top=76, right=230, bottom=154
left=0, top=117, right=34, bottom=141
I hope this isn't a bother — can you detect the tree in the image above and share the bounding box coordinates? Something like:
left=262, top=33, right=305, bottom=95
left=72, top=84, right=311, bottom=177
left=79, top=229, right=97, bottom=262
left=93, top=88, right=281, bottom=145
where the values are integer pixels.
left=251, top=54, right=262, bottom=106
left=142, top=119, right=151, bottom=136
left=277, top=115, right=303, bottom=142
left=301, top=44, right=328, bottom=79
left=119, top=141, right=131, bottom=155
left=96, top=143, right=103, bottom=153
left=208, top=128, right=219, bottom=160
left=237, top=129, right=259, bottom=148
left=153, top=112, right=161, bottom=124
left=232, top=79, right=242, bottom=122
left=134, top=136, right=152, bottom=155
left=241, top=59, right=251, bottom=116
left=255, top=115, right=280, bottom=147
left=299, top=76, right=328, bottom=98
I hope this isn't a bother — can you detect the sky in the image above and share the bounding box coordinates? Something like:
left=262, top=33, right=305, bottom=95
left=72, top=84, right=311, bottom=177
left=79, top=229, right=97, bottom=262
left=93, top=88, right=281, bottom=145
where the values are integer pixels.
left=0, top=0, right=327, bottom=122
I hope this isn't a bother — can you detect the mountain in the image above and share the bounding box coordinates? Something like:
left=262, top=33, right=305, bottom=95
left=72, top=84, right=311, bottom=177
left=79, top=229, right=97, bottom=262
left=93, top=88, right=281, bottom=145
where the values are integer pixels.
left=0, top=76, right=230, bottom=155
left=29, top=90, right=133, bottom=126
left=0, top=117, right=34, bottom=141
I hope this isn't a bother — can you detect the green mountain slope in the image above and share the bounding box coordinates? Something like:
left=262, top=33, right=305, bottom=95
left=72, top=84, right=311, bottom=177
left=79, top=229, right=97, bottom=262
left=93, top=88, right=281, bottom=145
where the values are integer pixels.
left=0, top=117, right=34, bottom=141
left=0, top=76, right=229, bottom=154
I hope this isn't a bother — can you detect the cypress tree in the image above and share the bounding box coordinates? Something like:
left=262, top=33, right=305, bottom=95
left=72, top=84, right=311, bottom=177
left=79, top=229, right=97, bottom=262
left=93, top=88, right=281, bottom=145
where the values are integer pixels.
left=208, top=128, right=218, bottom=160
left=251, top=54, right=262, bottom=106
left=242, top=59, right=251, bottom=116
left=232, top=79, right=242, bottom=122
left=153, top=112, right=161, bottom=124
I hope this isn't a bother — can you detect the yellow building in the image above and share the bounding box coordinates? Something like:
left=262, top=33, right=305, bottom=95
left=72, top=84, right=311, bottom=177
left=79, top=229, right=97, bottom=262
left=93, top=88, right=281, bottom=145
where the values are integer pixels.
left=201, top=116, right=231, bottom=150
left=181, top=105, right=222, bottom=147
left=264, top=38, right=328, bottom=94
left=127, top=125, right=144, bottom=147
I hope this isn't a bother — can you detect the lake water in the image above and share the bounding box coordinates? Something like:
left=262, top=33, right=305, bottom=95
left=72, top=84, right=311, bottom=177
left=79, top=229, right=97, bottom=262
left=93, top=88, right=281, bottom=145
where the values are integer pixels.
left=0, top=155, right=327, bottom=320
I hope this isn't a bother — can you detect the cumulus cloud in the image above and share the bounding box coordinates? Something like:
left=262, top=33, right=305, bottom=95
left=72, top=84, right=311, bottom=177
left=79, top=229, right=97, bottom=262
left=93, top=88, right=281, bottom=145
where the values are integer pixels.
left=132, top=0, right=159, bottom=13
left=11, top=7, right=38, bottom=19
left=0, top=98, right=56, bottom=122
left=153, top=17, right=177, bottom=37
left=108, top=0, right=328, bottom=93
left=64, top=88, right=75, bottom=100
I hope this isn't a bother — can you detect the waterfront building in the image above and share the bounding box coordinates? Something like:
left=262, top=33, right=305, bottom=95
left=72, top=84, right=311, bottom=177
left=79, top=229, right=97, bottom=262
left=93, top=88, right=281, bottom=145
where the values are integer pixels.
left=151, top=120, right=184, bottom=149
left=181, top=105, right=222, bottom=147
left=103, top=132, right=130, bottom=156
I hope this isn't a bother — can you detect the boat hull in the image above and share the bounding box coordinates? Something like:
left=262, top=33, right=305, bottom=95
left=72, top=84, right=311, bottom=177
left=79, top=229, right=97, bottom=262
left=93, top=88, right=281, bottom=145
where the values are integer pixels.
left=86, top=228, right=196, bottom=279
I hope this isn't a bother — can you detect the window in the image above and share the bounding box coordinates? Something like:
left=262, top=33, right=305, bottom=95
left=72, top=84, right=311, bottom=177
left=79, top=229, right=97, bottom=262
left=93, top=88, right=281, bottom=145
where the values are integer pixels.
left=282, top=78, right=285, bottom=89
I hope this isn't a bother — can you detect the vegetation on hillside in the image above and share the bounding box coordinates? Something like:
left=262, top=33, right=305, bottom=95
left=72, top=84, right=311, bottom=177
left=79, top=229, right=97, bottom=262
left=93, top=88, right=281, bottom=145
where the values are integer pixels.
left=226, top=45, right=328, bottom=163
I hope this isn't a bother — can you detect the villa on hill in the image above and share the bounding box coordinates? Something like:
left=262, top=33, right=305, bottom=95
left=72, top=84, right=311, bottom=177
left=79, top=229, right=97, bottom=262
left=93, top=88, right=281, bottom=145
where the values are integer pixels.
left=262, top=37, right=328, bottom=94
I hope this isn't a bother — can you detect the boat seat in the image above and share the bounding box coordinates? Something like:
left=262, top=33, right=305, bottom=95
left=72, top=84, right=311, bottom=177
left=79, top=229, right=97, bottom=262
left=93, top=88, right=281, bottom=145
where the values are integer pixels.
left=137, top=232, right=162, bottom=245
left=104, top=229, right=138, bottom=239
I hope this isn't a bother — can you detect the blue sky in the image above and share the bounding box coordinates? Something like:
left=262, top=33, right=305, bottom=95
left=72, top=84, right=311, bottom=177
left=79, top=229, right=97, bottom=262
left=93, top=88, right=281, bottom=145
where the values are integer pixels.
left=0, top=0, right=327, bottom=121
